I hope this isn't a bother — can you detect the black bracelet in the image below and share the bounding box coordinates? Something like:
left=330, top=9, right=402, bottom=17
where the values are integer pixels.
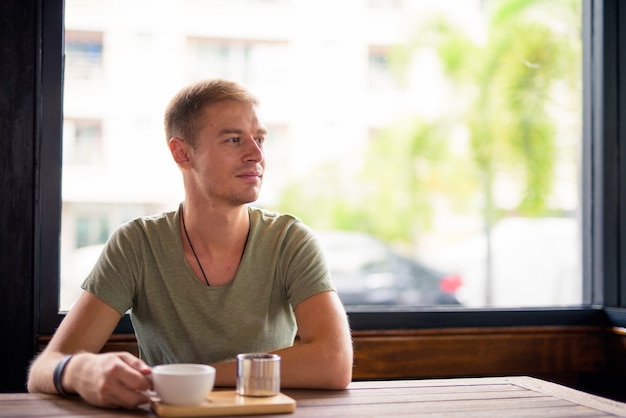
left=53, top=354, right=78, bottom=397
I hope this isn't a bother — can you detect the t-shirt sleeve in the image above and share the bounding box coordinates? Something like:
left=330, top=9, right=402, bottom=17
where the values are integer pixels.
left=81, top=221, right=141, bottom=315
left=279, top=221, right=336, bottom=309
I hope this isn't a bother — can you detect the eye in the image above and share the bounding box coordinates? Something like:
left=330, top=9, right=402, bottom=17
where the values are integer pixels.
left=227, top=137, right=240, bottom=144
left=255, top=136, right=265, bottom=145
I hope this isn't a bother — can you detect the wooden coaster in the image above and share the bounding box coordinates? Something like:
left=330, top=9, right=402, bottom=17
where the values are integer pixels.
left=152, top=390, right=296, bottom=417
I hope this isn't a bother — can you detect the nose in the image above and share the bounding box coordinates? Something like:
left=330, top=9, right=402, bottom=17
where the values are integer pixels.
left=243, top=136, right=264, bottom=163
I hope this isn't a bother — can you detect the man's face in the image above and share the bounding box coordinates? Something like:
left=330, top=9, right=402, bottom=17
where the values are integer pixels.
left=190, top=100, right=267, bottom=207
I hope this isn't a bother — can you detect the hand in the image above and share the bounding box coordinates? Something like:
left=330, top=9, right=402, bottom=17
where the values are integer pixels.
left=65, top=351, right=153, bottom=409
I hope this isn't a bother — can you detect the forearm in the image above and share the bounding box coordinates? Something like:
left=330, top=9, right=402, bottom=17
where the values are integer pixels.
left=28, top=350, right=94, bottom=396
left=212, top=360, right=237, bottom=387
left=273, top=338, right=353, bottom=389
left=212, top=338, right=353, bottom=390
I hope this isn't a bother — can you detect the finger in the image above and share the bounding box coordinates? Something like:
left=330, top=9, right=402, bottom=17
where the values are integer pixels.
left=82, top=373, right=147, bottom=409
left=118, top=364, right=153, bottom=392
left=116, top=351, right=152, bottom=374
left=99, top=372, right=152, bottom=409
left=102, top=353, right=152, bottom=393
left=108, top=383, right=152, bottom=410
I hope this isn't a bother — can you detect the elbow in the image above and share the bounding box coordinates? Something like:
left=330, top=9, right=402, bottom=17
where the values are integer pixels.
left=26, top=361, right=40, bottom=393
left=327, top=369, right=352, bottom=390
left=26, top=380, right=37, bottom=394
left=26, top=353, right=51, bottom=394
left=323, top=345, right=353, bottom=390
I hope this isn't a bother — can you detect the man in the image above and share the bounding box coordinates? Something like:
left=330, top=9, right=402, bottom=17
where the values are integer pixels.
left=27, top=79, right=353, bottom=409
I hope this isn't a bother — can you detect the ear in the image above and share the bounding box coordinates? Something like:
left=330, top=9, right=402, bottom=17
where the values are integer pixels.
left=169, top=137, right=192, bottom=167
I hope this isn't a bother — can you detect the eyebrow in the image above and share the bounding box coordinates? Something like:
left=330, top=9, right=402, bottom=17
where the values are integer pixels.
left=219, top=128, right=268, bottom=136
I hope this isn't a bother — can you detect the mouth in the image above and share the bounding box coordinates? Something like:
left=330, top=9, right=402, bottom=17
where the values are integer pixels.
left=236, top=170, right=263, bottom=181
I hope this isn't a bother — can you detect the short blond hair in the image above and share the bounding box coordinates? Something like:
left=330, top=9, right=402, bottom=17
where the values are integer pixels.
left=164, top=79, right=260, bottom=148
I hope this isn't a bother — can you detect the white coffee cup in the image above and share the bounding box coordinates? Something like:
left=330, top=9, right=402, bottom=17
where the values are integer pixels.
left=151, top=363, right=216, bottom=405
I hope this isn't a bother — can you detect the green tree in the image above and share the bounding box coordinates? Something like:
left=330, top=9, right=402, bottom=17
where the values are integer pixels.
left=400, top=0, right=581, bottom=302
left=358, top=117, right=467, bottom=243
left=275, top=0, right=581, bottom=291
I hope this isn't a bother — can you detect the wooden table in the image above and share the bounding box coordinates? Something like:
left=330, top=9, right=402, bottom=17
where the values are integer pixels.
left=2, top=376, right=625, bottom=417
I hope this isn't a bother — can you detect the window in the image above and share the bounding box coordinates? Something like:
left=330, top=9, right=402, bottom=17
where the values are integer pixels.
left=187, top=39, right=290, bottom=88
left=59, top=0, right=583, bottom=311
left=63, top=119, right=102, bottom=165
left=368, top=46, right=398, bottom=90
left=65, top=31, right=103, bottom=80
left=38, top=0, right=626, bottom=332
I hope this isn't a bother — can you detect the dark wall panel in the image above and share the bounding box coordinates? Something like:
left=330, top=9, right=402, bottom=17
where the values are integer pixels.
left=0, top=0, right=38, bottom=391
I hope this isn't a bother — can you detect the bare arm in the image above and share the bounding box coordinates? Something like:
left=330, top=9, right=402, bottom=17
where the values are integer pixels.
left=213, top=290, right=353, bottom=389
left=27, top=291, right=152, bottom=409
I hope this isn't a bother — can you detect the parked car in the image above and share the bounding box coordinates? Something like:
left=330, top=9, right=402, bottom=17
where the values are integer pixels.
left=315, top=230, right=462, bottom=306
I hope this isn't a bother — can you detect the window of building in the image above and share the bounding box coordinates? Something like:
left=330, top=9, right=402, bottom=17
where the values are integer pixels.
left=368, top=46, right=399, bottom=90
left=62, top=119, right=103, bottom=165
left=65, top=30, right=103, bottom=80
left=187, top=38, right=290, bottom=88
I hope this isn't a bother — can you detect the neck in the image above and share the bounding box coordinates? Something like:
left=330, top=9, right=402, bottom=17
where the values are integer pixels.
left=179, top=202, right=251, bottom=287
left=180, top=201, right=250, bottom=252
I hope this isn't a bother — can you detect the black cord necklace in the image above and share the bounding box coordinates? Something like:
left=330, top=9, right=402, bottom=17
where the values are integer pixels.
left=181, top=208, right=210, bottom=286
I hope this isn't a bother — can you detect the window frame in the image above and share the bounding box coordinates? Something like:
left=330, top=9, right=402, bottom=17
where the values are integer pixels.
left=37, top=0, right=626, bottom=336
left=584, top=0, right=626, bottom=313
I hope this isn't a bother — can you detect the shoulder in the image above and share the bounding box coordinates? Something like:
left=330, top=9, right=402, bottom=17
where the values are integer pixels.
left=109, top=209, right=178, bottom=247
left=248, top=206, right=313, bottom=239
left=247, top=206, right=326, bottom=263
left=248, top=206, right=299, bottom=224
left=119, top=209, right=177, bottom=233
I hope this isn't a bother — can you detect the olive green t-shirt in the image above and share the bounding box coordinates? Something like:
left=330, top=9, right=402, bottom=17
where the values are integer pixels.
left=82, top=205, right=335, bottom=366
